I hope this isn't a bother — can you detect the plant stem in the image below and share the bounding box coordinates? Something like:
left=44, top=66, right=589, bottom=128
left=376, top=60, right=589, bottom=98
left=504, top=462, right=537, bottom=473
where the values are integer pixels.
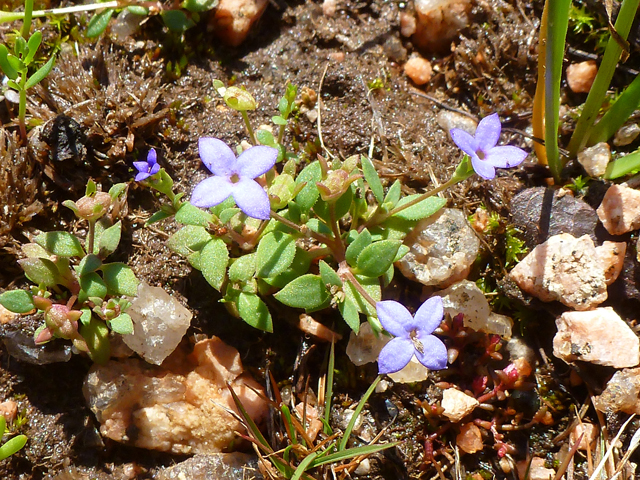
left=241, top=111, right=257, bottom=145
left=270, top=210, right=335, bottom=248
left=21, top=0, right=34, bottom=38
left=531, top=1, right=548, bottom=166
left=87, top=220, right=96, bottom=255
left=0, top=1, right=120, bottom=24
left=328, top=203, right=346, bottom=262
left=18, top=88, right=26, bottom=142
left=365, top=177, right=457, bottom=229
left=340, top=265, right=377, bottom=309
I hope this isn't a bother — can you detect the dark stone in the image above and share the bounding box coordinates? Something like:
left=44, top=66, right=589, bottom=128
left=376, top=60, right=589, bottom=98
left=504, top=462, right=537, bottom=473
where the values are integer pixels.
left=510, top=187, right=599, bottom=248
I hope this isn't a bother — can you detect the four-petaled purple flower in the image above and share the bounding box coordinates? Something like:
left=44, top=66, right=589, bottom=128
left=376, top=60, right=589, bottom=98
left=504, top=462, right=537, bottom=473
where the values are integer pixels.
left=133, top=148, right=161, bottom=182
left=450, top=113, right=527, bottom=180
left=376, top=297, right=447, bottom=374
left=191, top=138, right=277, bottom=220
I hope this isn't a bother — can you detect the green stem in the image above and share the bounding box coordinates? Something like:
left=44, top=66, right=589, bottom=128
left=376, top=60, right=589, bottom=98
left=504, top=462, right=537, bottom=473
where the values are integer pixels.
left=341, top=265, right=377, bottom=309
left=87, top=220, right=96, bottom=255
left=241, top=111, right=257, bottom=145
left=328, top=202, right=346, bottom=263
left=567, top=0, right=640, bottom=157
left=18, top=88, right=26, bottom=142
left=0, top=1, right=120, bottom=24
left=365, top=177, right=458, bottom=229
left=21, top=0, right=34, bottom=38
left=270, top=210, right=335, bottom=248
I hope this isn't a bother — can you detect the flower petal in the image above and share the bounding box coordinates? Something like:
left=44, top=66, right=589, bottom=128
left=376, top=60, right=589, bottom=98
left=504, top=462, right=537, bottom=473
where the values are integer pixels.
left=236, top=145, right=278, bottom=179
left=414, top=333, right=448, bottom=370
left=377, top=337, right=414, bottom=374
left=475, top=113, right=501, bottom=151
left=232, top=177, right=271, bottom=219
left=147, top=148, right=157, bottom=166
left=150, top=162, right=161, bottom=175
left=134, top=171, right=151, bottom=182
left=133, top=161, right=150, bottom=173
left=450, top=128, right=479, bottom=157
left=412, top=296, right=444, bottom=334
left=483, top=145, right=528, bottom=169
left=470, top=156, right=496, bottom=180
left=198, top=137, right=237, bottom=176
left=190, top=176, right=233, bottom=208
left=376, top=300, right=414, bottom=337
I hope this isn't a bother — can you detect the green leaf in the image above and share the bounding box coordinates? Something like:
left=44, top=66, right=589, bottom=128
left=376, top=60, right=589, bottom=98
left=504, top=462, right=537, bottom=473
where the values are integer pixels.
left=382, top=180, right=401, bottom=210
left=86, top=8, right=115, bottom=38
left=395, top=244, right=410, bottom=262
left=272, top=115, right=287, bottom=126
left=182, top=0, right=218, bottom=12
left=101, top=263, right=139, bottom=296
left=18, top=257, right=59, bottom=287
left=78, top=272, right=108, bottom=303
left=295, top=161, right=322, bottom=212
left=356, top=240, right=401, bottom=277
left=210, top=196, right=235, bottom=217
left=187, top=250, right=202, bottom=270
left=0, top=434, right=27, bottom=461
left=175, top=202, right=214, bottom=226
left=345, top=228, right=372, bottom=267
left=219, top=207, right=240, bottom=224
left=361, top=155, right=384, bottom=204
left=0, top=290, right=35, bottom=313
left=80, top=316, right=110, bottom=365
left=255, top=231, right=296, bottom=278
left=319, top=260, right=342, bottom=287
left=98, top=220, right=121, bottom=258
left=126, top=5, right=149, bottom=15
left=25, top=53, right=55, bottom=89
left=80, top=308, right=92, bottom=326
left=305, top=218, right=332, bottom=236
left=314, top=184, right=354, bottom=222
left=167, top=225, right=212, bottom=257
left=21, top=242, right=49, bottom=258
left=0, top=44, right=18, bottom=79
left=274, top=274, right=330, bottom=310
left=200, top=238, right=229, bottom=291
left=109, top=313, right=134, bottom=335
left=339, top=298, right=360, bottom=332
left=257, top=128, right=276, bottom=146
left=291, top=451, right=319, bottom=480
left=76, top=254, right=102, bottom=276
left=161, top=10, right=195, bottom=31
left=228, top=254, right=256, bottom=283
left=344, top=275, right=380, bottom=317
left=146, top=210, right=174, bottom=225
left=238, top=292, right=273, bottom=332
left=310, top=442, right=398, bottom=468
left=604, top=150, right=640, bottom=179
left=391, top=196, right=446, bottom=221
left=261, top=248, right=312, bottom=288
left=35, top=231, right=84, bottom=257
left=24, top=31, right=42, bottom=65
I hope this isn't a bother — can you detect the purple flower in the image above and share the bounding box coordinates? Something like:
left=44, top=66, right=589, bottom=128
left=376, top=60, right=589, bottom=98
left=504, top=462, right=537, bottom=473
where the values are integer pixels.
left=191, top=138, right=277, bottom=220
left=376, top=297, right=447, bottom=374
left=133, top=148, right=161, bottom=182
left=450, top=113, right=527, bottom=180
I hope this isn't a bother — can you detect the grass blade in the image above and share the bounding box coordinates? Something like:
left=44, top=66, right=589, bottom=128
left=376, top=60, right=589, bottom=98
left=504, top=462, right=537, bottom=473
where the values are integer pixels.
left=532, top=0, right=548, bottom=166
left=567, top=0, right=640, bottom=156
left=323, top=340, right=335, bottom=435
left=604, top=149, right=640, bottom=179
left=338, top=375, right=381, bottom=451
left=544, top=0, right=571, bottom=182
left=309, top=441, right=399, bottom=468
left=291, top=451, right=319, bottom=480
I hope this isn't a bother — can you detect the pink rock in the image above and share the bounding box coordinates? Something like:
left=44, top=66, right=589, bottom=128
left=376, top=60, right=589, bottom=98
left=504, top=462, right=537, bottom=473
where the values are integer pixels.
left=441, top=388, right=479, bottom=423
left=553, top=308, right=640, bottom=368
left=566, top=61, right=598, bottom=93
left=517, top=457, right=555, bottom=480
left=412, top=0, right=472, bottom=52
left=456, top=423, right=483, bottom=454
left=404, top=56, right=433, bottom=85
left=210, top=0, right=269, bottom=47
left=84, top=337, right=268, bottom=454
left=0, top=400, right=17, bottom=423
left=595, top=241, right=626, bottom=285
left=597, top=184, right=640, bottom=235
left=509, top=234, right=607, bottom=310
left=595, top=367, right=640, bottom=414
left=570, top=422, right=597, bottom=451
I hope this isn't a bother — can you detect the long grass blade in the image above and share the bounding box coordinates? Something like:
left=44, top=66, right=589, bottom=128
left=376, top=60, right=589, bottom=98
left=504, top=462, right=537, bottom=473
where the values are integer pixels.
left=309, top=442, right=399, bottom=468
left=291, top=451, right=319, bottom=480
left=338, top=375, right=381, bottom=451
left=544, top=0, right=572, bottom=182
left=532, top=0, right=549, bottom=166
left=568, top=0, right=640, bottom=156
left=227, top=383, right=273, bottom=452
left=604, top=149, right=640, bottom=179
left=324, top=340, right=335, bottom=435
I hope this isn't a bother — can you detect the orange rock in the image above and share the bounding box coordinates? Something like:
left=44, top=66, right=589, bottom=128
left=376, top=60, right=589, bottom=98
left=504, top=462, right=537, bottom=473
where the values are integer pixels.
left=404, top=57, right=433, bottom=85
left=456, top=422, right=483, bottom=454
left=210, top=0, right=269, bottom=47
left=566, top=61, right=598, bottom=93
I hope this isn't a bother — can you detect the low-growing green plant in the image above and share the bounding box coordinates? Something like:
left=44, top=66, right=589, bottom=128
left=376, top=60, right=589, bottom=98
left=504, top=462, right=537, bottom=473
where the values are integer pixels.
left=0, top=181, right=139, bottom=364
left=0, top=415, right=27, bottom=461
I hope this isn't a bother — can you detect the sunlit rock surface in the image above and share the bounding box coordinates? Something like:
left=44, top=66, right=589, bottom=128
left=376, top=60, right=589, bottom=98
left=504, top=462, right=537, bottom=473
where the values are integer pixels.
left=156, top=453, right=263, bottom=480
left=441, top=388, right=479, bottom=423
left=84, top=337, right=268, bottom=454
left=597, top=184, right=640, bottom=235
left=436, top=280, right=513, bottom=338
left=553, top=308, right=639, bottom=368
left=576, top=142, right=610, bottom=177
left=210, top=0, right=269, bottom=47
left=397, top=208, right=479, bottom=288
left=509, top=234, right=609, bottom=310
left=595, top=367, right=640, bottom=414
left=412, top=0, right=472, bottom=52
left=123, top=282, right=192, bottom=365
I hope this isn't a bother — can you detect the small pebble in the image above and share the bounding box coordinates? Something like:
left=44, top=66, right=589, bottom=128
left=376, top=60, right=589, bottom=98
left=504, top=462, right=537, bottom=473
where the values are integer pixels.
left=404, top=56, right=433, bottom=85
left=413, top=0, right=472, bottom=52
left=441, top=388, right=479, bottom=423
left=456, top=422, right=483, bottom=454
left=566, top=60, right=598, bottom=93
left=597, top=184, right=640, bottom=235
left=0, top=400, right=18, bottom=423
left=614, top=123, right=640, bottom=146
left=576, top=142, right=610, bottom=177
left=570, top=422, right=597, bottom=451
left=322, top=0, right=338, bottom=16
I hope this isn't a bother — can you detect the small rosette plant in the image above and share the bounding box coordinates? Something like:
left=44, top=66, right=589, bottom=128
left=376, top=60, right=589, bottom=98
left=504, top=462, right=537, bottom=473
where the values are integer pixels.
left=0, top=180, right=139, bottom=364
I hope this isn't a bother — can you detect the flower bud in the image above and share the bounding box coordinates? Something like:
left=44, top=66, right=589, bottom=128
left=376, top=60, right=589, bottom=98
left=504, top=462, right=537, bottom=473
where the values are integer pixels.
left=75, top=192, right=112, bottom=221
left=223, top=87, right=257, bottom=111
left=44, top=304, right=81, bottom=339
